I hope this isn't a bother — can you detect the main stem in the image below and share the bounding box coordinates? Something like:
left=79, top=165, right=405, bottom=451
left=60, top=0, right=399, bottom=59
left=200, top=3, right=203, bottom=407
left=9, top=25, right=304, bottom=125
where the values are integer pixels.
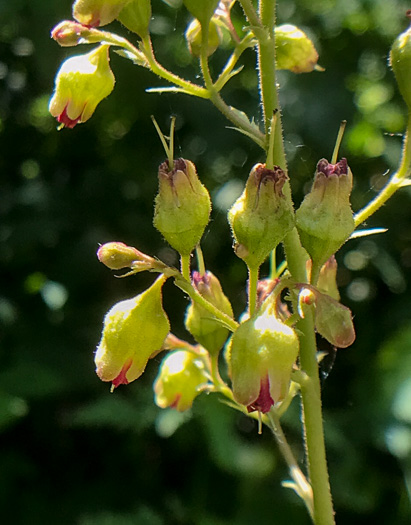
left=255, top=1, right=335, bottom=523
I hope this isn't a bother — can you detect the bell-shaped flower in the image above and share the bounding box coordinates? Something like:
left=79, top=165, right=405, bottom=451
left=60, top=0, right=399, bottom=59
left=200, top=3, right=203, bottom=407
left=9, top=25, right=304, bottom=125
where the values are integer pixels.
left=95, top=276, right=170, bottom=389
left=154, top=350, right=209, bottom=412
left=73, top=0, right=130, bottom=27
left=49, top=44, right=115, bottom=129
left=275, top=24, right=320, bottom=73
left=227, top=299, right=299, bottom=413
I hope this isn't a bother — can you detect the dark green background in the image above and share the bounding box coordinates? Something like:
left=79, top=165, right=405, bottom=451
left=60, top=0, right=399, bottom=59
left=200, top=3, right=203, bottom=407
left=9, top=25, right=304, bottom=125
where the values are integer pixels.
left=1, top=0, right=411, bottom=523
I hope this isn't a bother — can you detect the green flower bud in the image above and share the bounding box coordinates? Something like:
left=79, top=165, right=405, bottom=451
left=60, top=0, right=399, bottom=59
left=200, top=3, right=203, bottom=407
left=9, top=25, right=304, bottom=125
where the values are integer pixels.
left=73, top=0, right=130, bottom=27
left=51, top=21, right=105, bottom=47
left=296, top=158, right=355, bottom=269
left=183, top=0, right=220, bottom=26
left=118, top=0, right=152, bottom=38
left=228, top=300, right=299, bottom=413
left=275, top=24, right=319, bottom=73
left=390, top=13, right=411, bottom=110
left=154, top=350, right=208, bottom=411
left=228, top=163, right=295, bottom=269
left=185, top=18, right=222, bottom=57
left=314, top=290, right=355, bottom=348
left=153, top=158, right=211, bottom=256
left=185, top=271, right=233, bottom=354
left=97, top=242, right=156, bottom=271
left=95, top=276, right=170, bottom=389
left=49, top=44, right=115, bottom=129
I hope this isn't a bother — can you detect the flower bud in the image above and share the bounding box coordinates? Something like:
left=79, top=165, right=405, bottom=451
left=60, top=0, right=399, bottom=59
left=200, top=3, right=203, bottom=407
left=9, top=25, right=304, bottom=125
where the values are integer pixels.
left=153, top=158, right=211, bottom=256
left=390, top=13, right=411, bottom=110
left=275, top=24, right=320, bottom=73
left=314, top=290, right=355, bottom=348
left=97, top=242, right=156, bottom=271
left=185, top=271, right=233, bottom=354
left=73, top=0, right=130, bottom=27
left=227, top=299, right=299, bottom=413
left=185, top=18, right=221, bottom=57
left=118, top=0, right=151, bottom=38
left=296, top=158, right=355, bottom=269
left=154, top=350, right=208, bottom=411
left=228, top=163, right=295, bottom=269
left=49, top=44, right=115, bottom=129
left=183, top=0, right=220, bottom=25
left=95, top=276, right=170, bottom=389
left=51, top=20, right=105, bottom=47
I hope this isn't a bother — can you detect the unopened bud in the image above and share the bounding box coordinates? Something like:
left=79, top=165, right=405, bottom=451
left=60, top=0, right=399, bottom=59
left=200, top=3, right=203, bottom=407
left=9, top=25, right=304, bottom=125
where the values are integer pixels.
left=95, top=276, right=170, bottom=389
left=153, top=158, right=211, bottom=256
left=185, top=18, right=221, bottom=57
left=314, top=290, right=355, bottom=348
left=296, top=158, right=355, bottom=269
left=390, top=12, right=411, bottom=110
left=49, top=44, right=115, bottom=128
left=185, top=271, right=233, bottom=354
left=154, top=350, right=208, bottom=411
left=228, top=163, right=295, bottom=269
left=275, top=24, right=320, bottom=73
left=227, top=299, right=299, bottom=413
left=51, top=20, right=105, bottom=47
left=97, top=242, right=156, bottom=271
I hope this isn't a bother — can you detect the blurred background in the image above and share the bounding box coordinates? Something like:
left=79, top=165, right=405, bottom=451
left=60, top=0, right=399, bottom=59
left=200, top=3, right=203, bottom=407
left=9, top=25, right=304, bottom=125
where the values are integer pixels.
left=1, top=0, right=411, bottom=523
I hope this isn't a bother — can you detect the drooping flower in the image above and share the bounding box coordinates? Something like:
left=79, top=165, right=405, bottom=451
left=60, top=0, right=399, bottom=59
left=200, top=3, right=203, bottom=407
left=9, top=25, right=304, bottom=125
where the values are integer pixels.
left=49, top=44, right=115, bottom=129
left=95, top=276, right=170, bottom=389
left=154, top=350, right=208, bottom=412
left=72, top=0, right=130, bottom=27
left=227, top=298, right=299, bottom=414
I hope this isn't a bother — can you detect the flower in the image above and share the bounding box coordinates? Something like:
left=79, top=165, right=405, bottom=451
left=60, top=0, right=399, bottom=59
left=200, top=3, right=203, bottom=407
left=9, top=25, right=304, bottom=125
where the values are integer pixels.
left=49, top=44, right=115, bottom=129
left=72, top=0, right=130, bottom=27
left=95, top=276, right=170, bottom=389
left=154, top=350, right=208, bottom=411
left=227, top=298, right=299, bottom=413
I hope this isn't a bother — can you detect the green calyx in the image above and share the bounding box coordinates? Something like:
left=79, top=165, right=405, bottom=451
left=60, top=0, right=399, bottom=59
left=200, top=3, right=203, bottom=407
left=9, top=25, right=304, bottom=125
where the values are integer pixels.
left=153, top=158, right=211, bottom=256
left=185, top=271, right=233, bottom=355
left=228, top=163, right=295, bottom=270
left=390, top=15, right=411, bottom=110
left=95, top=275, right=170, bottom=388
left=296, top=158, right=355, bottom=270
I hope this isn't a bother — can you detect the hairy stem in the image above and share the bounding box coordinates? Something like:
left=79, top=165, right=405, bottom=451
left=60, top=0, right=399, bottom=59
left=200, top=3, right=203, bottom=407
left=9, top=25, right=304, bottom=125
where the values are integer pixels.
left=252, top=1, right=335, bottom=522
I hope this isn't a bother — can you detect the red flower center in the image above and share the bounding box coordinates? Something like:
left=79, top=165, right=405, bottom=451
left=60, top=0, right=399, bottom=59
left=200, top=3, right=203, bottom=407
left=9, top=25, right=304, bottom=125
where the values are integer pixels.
left=247, top=375, right=274, bottom=414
